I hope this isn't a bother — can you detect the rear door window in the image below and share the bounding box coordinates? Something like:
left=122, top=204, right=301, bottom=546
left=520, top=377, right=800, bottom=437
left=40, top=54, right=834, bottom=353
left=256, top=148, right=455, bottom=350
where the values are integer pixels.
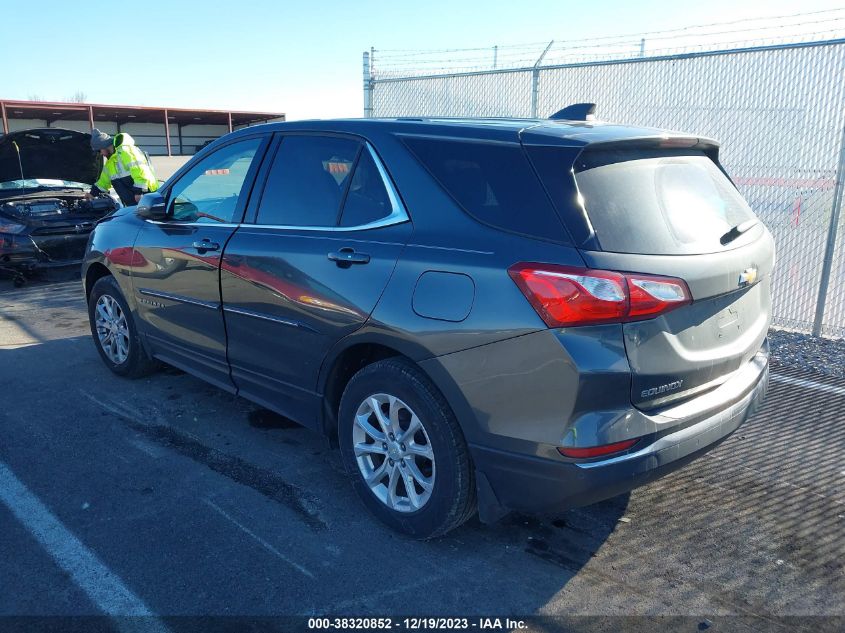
left=573, top=149, right=757, bottom=255
left=256, top=135, right=360, bottom=227
left=339, top=149, right=393, bottom=227
left=402, top=137, right=569, bottom=242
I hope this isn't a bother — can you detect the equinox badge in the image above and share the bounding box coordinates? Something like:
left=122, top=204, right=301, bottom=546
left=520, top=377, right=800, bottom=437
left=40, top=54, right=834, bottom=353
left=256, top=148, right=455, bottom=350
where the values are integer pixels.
left=641, top=380, right=684, bottom=399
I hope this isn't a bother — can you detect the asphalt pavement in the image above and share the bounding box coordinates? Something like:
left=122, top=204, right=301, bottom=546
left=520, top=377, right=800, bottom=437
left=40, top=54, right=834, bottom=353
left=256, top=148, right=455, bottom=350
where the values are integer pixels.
left=1, top=275, right=843, bottom=630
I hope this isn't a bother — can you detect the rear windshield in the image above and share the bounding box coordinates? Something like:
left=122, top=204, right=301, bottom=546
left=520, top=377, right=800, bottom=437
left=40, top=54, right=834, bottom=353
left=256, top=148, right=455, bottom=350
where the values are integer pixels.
left=574, top=149, right=756, bottom=255
left=402, top=137, right=569, bottom=243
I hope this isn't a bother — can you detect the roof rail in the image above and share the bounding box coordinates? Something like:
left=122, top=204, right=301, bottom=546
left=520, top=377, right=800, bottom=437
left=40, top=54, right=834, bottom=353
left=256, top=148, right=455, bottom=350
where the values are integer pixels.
left=549, top=103, right=596, bottom=121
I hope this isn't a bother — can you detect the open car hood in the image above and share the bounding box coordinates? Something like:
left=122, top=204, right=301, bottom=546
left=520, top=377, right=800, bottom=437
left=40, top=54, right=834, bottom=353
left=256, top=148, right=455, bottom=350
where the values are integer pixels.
left=0, top=128, right=100, bottom=187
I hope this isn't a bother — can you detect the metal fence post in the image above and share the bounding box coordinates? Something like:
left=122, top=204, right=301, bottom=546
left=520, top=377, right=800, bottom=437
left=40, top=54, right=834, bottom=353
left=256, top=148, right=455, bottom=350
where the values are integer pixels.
left=530, top=41, right=554, bottom=118
left=812, top=122, right=845, bottom=336
left=363, top=50, right=373, bottom=118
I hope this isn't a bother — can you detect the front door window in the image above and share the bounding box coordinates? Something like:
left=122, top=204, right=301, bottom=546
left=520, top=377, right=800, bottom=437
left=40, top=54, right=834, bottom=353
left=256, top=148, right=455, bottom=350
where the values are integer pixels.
left=167, top=138, right=263, bottom=224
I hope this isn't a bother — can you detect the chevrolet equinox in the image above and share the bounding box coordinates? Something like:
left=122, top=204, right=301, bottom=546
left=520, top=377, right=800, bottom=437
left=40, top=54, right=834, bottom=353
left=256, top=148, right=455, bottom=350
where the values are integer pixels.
left=83, top=110, right=772, bottom=538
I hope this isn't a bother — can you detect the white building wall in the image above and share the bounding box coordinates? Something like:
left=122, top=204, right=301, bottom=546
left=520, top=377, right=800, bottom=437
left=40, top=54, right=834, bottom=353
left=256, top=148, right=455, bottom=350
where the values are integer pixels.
left=114, top=122, right=167, bottom=155
left=6, top=115, right=284, bottom=155
left=7, top=118, right=48, bottom=132
left=5, top=118, right=119, bottom=133
left=233, top=116, right=285, bottom=130
left=173, top=123, right=229, bottom=154
left=89, top=122, right=119, bottom=134
left=51, top=120, right=90, bottom=133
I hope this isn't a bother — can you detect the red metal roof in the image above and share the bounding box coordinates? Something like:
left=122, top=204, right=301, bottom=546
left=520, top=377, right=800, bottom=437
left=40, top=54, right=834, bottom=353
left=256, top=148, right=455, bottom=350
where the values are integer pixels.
left=0, top=99, right=284, bottom=128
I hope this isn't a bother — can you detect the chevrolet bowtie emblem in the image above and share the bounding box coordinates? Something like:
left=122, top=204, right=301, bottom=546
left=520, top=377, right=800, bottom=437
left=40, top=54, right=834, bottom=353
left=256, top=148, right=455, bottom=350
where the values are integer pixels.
left=738, top=267, right=758, bottom=287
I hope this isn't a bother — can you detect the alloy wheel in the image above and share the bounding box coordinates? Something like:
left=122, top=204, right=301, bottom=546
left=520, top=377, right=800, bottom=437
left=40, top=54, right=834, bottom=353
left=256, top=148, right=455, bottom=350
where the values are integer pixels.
left=94, top=294, right=130, bottom=365
left=352, top=393, right=436, bottom=513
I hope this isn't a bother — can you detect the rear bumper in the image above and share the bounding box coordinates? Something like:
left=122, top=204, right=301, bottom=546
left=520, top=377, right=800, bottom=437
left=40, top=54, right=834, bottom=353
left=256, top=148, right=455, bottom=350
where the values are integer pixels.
left=470, top=351, right=769, bottom=517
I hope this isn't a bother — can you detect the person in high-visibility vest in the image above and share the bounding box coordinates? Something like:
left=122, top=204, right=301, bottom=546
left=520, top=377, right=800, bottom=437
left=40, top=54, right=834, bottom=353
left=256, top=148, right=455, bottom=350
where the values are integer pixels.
left=88, top=128, right=159, bottom=206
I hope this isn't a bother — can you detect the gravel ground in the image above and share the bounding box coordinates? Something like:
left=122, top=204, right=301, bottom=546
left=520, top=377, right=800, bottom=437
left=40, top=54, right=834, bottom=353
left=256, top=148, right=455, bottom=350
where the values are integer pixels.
left=768, top=328, right=845, bottom=378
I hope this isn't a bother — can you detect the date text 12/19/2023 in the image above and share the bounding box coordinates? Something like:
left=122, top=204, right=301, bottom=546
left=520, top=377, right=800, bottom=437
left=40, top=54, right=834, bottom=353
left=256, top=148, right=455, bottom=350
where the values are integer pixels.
left=307, top=617, right=527, bottom=630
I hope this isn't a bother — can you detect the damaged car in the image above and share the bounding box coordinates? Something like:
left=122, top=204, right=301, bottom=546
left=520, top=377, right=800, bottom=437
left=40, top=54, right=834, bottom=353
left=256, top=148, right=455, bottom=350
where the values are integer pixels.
left=0, top=128, right=120, bottom=286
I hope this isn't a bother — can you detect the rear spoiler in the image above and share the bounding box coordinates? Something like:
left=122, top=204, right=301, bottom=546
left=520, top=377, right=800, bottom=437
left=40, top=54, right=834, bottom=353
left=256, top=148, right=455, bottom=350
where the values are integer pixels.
left=580, top=136, right=720, bottom=152
left=574, top=137, right=724, bottom=178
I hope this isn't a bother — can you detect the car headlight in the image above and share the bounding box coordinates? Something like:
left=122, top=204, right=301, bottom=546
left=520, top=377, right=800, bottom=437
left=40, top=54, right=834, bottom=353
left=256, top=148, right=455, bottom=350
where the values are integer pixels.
left=0, top=222, right=27, bottom=235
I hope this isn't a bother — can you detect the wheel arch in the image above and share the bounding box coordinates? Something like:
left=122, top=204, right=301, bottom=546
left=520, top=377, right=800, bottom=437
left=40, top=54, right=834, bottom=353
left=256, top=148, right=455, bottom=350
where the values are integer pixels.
left=84, top=261, right=112, bottom=300
left=328, top=333, right=482, bottom=536
left=84, top=258, right=151, bottom=359
left=318, top=331, right=468, bottom=446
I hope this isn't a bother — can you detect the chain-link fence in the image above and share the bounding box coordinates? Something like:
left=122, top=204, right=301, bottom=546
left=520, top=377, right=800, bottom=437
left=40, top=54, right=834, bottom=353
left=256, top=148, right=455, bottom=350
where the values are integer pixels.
left=365, top=38, right=845, bottom=338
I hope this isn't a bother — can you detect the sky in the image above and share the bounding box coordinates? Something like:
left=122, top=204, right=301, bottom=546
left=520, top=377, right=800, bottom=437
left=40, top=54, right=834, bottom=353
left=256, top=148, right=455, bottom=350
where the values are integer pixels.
left=1, top=0, right=843, bottom=120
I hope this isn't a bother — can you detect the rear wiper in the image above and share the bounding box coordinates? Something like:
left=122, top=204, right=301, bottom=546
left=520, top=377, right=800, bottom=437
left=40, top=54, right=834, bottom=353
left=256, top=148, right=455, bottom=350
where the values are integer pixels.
left=720, top=219, right=758, bottom=245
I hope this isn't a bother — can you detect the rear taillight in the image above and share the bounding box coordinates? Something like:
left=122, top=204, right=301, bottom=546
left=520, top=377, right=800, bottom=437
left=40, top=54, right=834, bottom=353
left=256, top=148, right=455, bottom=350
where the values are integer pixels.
left=508, top=263, right=690, bottom=327
left=626, top=274, right=690, bottom=318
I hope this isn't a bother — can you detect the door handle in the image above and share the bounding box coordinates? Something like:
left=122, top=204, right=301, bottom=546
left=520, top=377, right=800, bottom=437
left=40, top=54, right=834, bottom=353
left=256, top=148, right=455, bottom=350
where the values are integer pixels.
left=192, top=240, right=220, bottom=252
left=328, top=248, right=370, bottom=266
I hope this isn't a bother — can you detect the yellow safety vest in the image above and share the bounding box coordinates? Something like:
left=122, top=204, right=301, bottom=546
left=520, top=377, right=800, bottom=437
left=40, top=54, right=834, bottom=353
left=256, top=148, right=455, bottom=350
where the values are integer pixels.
left=95, top=132, right=159, bottom=199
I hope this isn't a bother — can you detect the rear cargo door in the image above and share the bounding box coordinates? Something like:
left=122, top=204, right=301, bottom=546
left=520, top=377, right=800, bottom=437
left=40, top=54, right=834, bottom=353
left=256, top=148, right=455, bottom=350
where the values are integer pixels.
left=562, top=145, right=773, bottom=409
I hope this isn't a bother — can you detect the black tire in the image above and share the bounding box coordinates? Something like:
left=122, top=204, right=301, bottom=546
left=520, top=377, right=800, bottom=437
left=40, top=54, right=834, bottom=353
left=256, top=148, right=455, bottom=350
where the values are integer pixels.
left=88, top=275, right=158, bottom=378
left=338, top=358, right=476, bottom=539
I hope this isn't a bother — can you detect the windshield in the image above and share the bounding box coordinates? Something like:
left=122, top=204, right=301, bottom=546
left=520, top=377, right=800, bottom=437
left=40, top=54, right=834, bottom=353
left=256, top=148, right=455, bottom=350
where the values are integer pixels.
left=0, top=178, right=89, bottom=191
left=573, top=149, right=757, bottom=255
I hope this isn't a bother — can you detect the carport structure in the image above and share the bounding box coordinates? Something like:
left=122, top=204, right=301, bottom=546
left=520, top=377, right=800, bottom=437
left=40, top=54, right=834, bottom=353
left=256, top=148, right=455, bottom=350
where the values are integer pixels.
left=0, top=99, right=285, bottom=156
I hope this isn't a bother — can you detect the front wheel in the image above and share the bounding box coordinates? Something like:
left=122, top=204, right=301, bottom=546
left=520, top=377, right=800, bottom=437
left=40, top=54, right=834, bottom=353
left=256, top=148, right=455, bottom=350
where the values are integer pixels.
left=88, top=275, right=157, bottom=378
left=338, top=358, right=476, bottom=539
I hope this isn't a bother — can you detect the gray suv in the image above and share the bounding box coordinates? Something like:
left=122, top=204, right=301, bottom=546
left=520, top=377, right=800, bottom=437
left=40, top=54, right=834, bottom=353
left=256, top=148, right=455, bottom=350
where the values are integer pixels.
left=82, top=111, right=771, bottom=538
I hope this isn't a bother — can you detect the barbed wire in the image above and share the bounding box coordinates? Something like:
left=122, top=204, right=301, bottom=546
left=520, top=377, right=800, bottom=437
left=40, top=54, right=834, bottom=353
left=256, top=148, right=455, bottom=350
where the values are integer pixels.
left=370, top=8, right=845, bottom=78
left=373, top=7, right=845, bottom=54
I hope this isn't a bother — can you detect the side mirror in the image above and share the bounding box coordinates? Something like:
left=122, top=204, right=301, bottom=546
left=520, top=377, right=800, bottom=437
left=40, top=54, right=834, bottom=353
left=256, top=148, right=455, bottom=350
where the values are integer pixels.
left=136, top=192, right=167, bottom=220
